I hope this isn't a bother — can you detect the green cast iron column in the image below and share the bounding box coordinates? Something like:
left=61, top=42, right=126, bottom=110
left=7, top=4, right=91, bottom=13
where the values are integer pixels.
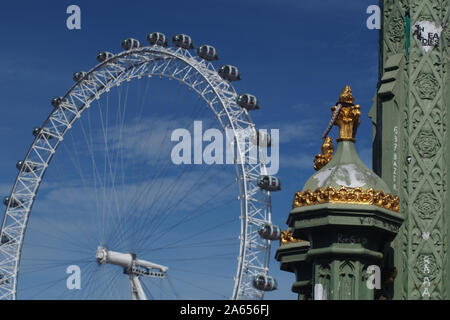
left=289, top=203, right=402, bottom=300
left=275, top=235, right=312, bottom=300
left=371, top=0, right=449, bottom=299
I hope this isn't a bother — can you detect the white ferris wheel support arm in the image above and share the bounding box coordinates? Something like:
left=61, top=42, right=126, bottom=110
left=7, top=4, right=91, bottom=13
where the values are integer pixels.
left=129, top=275, right=147, bottom=301
left=96, top=246, right=167, bottom=300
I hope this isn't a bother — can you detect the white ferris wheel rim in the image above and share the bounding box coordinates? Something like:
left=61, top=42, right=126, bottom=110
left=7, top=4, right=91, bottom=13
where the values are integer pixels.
left=0, top=43, right=273, bottom=300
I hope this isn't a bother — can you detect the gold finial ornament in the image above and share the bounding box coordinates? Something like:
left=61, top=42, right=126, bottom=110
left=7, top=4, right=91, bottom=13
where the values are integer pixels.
left=338, top=85, right=355, bottom=104
left=280, top=229, right=303, bottom=245
left=333, top=85, right=361, bottom=142
left=314, top=136, right=334, bottom=171
left=321, top=85, right=361, bottom=140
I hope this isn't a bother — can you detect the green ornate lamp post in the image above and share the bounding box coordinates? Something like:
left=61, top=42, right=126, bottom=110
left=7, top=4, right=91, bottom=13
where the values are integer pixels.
left=277, top=86, right=404, bottom=300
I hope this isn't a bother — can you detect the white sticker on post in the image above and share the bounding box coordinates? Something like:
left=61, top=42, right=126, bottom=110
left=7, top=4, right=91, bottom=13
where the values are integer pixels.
left=412, top=21, right=443, bottom=53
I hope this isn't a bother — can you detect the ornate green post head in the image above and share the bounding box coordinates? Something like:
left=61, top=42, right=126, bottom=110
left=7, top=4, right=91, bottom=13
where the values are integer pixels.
left=303, top=86, right=400, bottom=213
left=278, top=86, right=404, bottom=300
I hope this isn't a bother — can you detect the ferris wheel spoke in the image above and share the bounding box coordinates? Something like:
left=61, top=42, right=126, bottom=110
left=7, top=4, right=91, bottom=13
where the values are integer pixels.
left=56, top=133, right=103, bottom=245
left=152, top=241, right=237, bottom=252
left=101, top=270, right=127, bottom=300
left=138, top=168, right=220, bottom=240
left=102, top=97, right=196, bottom=249
left=147, top=216, right=237, bottom=254
left=21, top=242, right=92, bottom=257
left=170, top=267, right=234, bottom=280
left=95, top=89, right=128, bottom=249
left=110, top=83, right=133, bottom=247
left=77, top=260, right=119, bottom=300
left=25, top=219, right=95, bottom=256
left=20, top=256, right=93, bottom=267
left=76, top=111, right=112, bottom=243
left=54, top=261, right=99, bottom=300
left=161, top=252, right=236, bottom=263
left=130, top=153, right=229, bottom=246
left=141, top=184, right=236, bottom=246
left=73, top=264, right=103, bottom=299
left=137, top=166, right=195, bottom=239
left=106, top=79, right=155, bottom=249
left=138, top=175, right=236, bottom=245
left=140, top=218, right=238, bottom=263
left=21, top=274, right=71, bottom=300
left=165, top=275, right=182, bottom=299
left=140, top=279, right=156, bottom=300
left=38, top=140, right=102, bottom=249
left=18, top=260, right=95, bottom=298
left=19, top=259, right=93, bottom=278
left=169, top=274, right=229, bottom=299
left=145, top=277, right=176, bottom=299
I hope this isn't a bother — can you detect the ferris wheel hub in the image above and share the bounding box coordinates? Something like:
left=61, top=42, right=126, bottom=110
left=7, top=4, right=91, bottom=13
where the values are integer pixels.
left=95, top=246, right=168, bottom=275
left=95, top=246, right=108, bottom=264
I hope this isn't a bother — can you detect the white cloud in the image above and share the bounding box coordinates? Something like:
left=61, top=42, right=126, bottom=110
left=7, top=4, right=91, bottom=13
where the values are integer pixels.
left=87, top=116, right=187, bottom=165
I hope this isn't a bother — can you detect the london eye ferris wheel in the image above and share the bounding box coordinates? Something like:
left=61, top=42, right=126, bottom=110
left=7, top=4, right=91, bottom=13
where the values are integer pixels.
left=0, top=32, right=281, bottom=300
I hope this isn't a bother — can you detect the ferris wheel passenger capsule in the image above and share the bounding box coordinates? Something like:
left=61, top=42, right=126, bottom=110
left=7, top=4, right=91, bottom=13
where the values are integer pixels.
left=218, top=65, right=241, bottom=82
left=172, top=34, right=194, bottom=49
left=236, top=94, right=259, bottom=110
left=147, top=32, right=168, bottom=47
left=257, top=175, right=281, bottom=192
left=251, top=130, right=271, bottom=147
left=73, top=71, right=87, bottom=82
left=121, top=38, right=141, bottom=50
left=96, top=51, right=115, bottom=63
left=32, top=127, right=41, bottom=137
left=1, top=234, right=12, bottom=245
left=3, top=196, right=23, bottom=208
left=252, top=274, right=277, bottom=291
left=197, top=45, right=219, bottom=61
left=16, top=161, right=36, bottom=173
left=258, top=223, right=281, bottom=240
left=0, top=272, right=9, bottom=284
left=32, top=127, right=55, bottom=140
left=51, top=97, right=66, bottom=108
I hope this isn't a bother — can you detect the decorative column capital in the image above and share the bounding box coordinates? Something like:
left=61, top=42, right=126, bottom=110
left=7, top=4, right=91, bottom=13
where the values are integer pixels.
left=333, top=86, right=361, bottom=142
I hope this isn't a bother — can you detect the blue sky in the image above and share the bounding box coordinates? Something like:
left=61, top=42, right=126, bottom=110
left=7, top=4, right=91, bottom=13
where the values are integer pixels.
left=0, top=0, right=381, bottom=299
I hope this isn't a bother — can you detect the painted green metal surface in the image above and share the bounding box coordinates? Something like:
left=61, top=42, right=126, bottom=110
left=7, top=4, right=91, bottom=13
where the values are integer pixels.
left=372, top=0, right=450, bottom=299
left=303, top=141, right=391, bottom=192
left=275, top=241, right=312, bottom=300
left=286, top=202, right=403, bottom=300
